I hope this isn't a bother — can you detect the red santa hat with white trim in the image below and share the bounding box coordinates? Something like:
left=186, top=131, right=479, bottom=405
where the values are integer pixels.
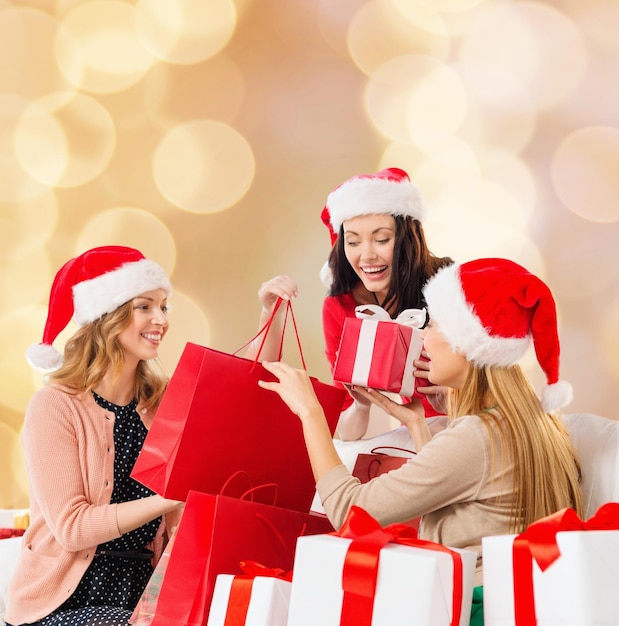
left=320, top=167, right=425, bottom=286
left=27, top=245, right=171, bottom=372
left=422, top=257, right=573, bottom=412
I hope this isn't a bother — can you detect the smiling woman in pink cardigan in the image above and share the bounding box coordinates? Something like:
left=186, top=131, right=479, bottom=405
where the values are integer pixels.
left=6, top=246, right=183, bottom=626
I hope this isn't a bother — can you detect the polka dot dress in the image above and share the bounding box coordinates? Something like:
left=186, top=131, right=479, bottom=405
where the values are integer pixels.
left=31, top=393, right=161, bottom=626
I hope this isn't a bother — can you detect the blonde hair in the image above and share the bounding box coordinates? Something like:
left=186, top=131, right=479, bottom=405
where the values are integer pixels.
left=49, top=300, right=168, bottom=411
left=451, top=364, right=583, bottom=533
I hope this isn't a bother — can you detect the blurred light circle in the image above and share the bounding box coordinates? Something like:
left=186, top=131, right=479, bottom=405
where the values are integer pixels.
left=348, top=0, right=449, bottom=77
left=0, top=217, right=57, bottom=314
left=142, top=55, right=245, bottom=130
left=406, top=0, right=488, bottom=12
left=423, top=179, right=532, bottom=261
left=135, top=0, right=237, bottom=65
left=14, top=92, right=116, bottom=188
left=459, top=3, right=587, bottom=111
left=407, top=138, right=481, bottom=201
left=153, top=120, right=255, bottom=214
left=0, top=7, right=74, bottom=98
left=552, top=126, right=619, bottom=224
left=0, top=95, right=50, bottom=203
left=76, top=207, right=177, bottom=276
left=0, top=306, right=47, bottom=413
left=406, top=63, right=468, bottom=148
left=55, top=0, right=155, bottom=94
left=365, top=55, right=466, bottom=145
left=0, top=189, right=58, bottom=263
left=477, top=148, right=536, bottom=219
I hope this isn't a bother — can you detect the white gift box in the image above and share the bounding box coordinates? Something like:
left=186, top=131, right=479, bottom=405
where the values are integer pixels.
left=206, top=574, right=291, bottom=626
left=287, top=533, right=476, bottom=626
left=483, top=530, right=619, bottom=625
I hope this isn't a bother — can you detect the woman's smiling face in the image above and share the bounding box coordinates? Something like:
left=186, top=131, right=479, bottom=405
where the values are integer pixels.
left=343, top=213, right=396, bottom=301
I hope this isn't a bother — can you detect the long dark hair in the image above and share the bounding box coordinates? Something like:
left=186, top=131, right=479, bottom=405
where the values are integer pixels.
left=327, top=215, right=453, bottom=316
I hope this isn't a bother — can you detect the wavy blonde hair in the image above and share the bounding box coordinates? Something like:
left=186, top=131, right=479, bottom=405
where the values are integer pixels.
left=450, top=364, right=583, bottom=533
left=48, top=300, right=168, bottom=411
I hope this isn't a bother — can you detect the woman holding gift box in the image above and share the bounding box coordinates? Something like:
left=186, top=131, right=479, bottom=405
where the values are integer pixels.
left=259, top=257, right=583, bottom=582
left=252, top=167, right=454, bottom=442
left=5, top=246, right=184, bottom=626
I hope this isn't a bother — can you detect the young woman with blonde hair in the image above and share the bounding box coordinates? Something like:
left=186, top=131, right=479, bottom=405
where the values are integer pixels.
left=259, top=257, right=583, bottom=582
left=6, top=246, right=184, bottom=626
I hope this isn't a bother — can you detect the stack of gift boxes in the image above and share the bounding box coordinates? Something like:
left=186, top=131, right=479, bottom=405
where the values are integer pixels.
left=129, top=307, right=619, bottom=626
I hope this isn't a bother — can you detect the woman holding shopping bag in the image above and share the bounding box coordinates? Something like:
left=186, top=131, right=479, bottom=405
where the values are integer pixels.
left=259, top=257, right=583, bottom=582
left=5, top=246, right=184, bottom=626
left=249, top=167, right=454, bottom=442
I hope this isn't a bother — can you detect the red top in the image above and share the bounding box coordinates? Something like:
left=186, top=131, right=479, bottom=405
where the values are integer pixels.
left=322, top=292, right=441, bottom=417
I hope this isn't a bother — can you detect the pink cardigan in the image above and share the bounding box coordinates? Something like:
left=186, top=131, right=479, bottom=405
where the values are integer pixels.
left=5, top=385, right=164, bottom=626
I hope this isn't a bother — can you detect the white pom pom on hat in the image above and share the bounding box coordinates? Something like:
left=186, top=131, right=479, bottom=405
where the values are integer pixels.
left=27, top=245, right=171, bottom=372
left=422, top=258, right=573, bottom=413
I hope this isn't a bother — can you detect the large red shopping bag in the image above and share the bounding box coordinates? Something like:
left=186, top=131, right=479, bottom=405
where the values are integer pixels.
left=148, top=488, right=334, bottom=626
left=131, top=300, right=347, bottom=512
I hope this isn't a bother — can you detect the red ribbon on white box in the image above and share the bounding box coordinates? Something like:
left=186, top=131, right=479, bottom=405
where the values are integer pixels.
left=223, top=561, right=292, bottom=626
left=352, top=305, right=426, bottom=397
left=335, top=505, right=463, bottom=626
left=512, top=502, right=619, bottom=625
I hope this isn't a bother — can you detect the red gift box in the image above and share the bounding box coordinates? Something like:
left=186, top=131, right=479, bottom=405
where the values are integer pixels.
left=333, top=305, right=425, bottom=397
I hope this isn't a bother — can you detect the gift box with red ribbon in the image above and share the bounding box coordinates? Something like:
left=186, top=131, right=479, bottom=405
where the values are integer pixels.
left=483, top=502, right=619, bottom=625
left=333, top=305, right=425, bottom=397
left=206, top=561, right=292, bottom=626
left=287, top=506, right=476, bottom=626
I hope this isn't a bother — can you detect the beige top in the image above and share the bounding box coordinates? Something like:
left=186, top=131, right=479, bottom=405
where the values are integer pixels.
left=317, top=413, right=516, bottom=582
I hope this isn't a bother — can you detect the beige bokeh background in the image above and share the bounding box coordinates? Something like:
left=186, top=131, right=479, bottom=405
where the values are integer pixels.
left=1, top=0, right=619, bottom=509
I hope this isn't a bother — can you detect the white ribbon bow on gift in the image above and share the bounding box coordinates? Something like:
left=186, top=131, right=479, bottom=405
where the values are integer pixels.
left=354, top=304, right=427, bottom=329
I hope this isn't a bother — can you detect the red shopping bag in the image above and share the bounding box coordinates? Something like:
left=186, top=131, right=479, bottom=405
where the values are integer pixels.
left=131, top=300, right=347, bottom=512
left=352, top=447, right=420, bottom=531
left=149, top=488, right=334, bottom=626
left=351, top=446, right=415, bottom=483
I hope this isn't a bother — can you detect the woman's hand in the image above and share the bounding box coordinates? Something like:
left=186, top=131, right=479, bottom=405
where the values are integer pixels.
left=352, top=386, right=425, bottom=428
left=352, top=386, right=433, bottom=450
left=414, top=350, right=449, bottom=414
left=258, top=275, right=298, bottom=314
left=259, top=361, right=324, bottom=423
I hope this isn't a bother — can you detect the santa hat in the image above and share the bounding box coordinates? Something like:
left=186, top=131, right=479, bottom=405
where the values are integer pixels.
left=27, top=245, right=171, bottom=372
left=423, top=258, right=573, bottom=412
left=320, top=167, right=425, bottom=286
left=321, top=167, right=425, bottom=240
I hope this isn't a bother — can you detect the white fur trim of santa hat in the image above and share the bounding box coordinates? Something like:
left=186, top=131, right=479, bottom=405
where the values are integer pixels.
left=73, top=258, right=170, bottom=325
left=325, top=167, right=425, bottom=235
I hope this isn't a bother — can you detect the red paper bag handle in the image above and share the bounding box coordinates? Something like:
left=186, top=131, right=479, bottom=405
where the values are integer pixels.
left=233, top=298, right=307, bottom=370
left=369, top=446, right=416, bottom=457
